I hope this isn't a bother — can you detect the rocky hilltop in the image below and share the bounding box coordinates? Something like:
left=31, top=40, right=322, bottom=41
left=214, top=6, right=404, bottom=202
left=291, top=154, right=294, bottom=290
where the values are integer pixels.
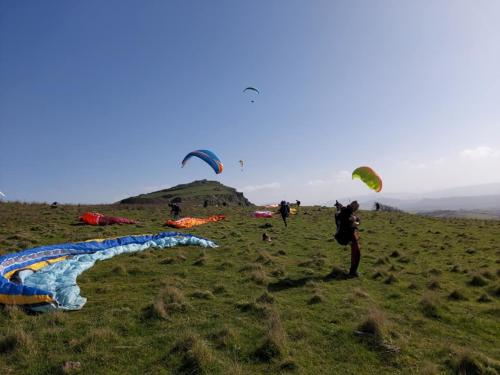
left=118, top=180, right=253, bottom=206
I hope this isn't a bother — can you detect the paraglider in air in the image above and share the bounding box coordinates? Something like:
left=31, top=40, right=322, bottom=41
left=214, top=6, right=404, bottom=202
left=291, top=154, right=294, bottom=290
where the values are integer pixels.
left=239, top=160, right=244, bottom=171
left=181, top=150, right=223, bottom=174
left=243, top=87, right=259, bottom=103
left=352, top=166, right=383, bottom=192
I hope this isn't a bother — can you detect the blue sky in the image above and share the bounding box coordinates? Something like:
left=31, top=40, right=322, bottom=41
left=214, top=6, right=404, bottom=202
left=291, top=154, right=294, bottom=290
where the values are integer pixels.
left=1, top=1, right=499, bottom=204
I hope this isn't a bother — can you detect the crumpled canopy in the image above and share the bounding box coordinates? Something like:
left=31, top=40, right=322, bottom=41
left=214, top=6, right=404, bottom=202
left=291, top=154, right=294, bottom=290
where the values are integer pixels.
left=165, top=215, right=225, bottom=229
left=80, top=212, right=136, bottom=225
left=0, top=232, right=217, bottom=312
left=253, top=211, right=273, bottom=218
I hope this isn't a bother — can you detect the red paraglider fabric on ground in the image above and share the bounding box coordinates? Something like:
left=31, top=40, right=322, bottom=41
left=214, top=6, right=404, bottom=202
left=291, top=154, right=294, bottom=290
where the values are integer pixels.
left=79, top=212, right=136, bottom=226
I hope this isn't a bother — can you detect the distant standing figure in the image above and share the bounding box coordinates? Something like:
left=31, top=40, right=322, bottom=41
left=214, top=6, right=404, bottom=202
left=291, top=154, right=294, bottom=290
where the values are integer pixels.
left=334, top=200, right=362, bottom=277
left=279, top=200, right=291, bottom=227
left=296, top=200, right=301, bottom=207
left=203, top=200, right=209, bottom=208
left=169, top=203, right=181, bottom=219
left=375, top=202, right=381, bottom=211
left=51, top=201, right=58, bottom=209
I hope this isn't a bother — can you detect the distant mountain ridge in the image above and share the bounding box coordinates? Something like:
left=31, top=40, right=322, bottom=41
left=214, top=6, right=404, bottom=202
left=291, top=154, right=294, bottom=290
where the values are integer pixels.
left=328, top=183, right=500, bottom=215
left=119, top=180, right=253, bottom=206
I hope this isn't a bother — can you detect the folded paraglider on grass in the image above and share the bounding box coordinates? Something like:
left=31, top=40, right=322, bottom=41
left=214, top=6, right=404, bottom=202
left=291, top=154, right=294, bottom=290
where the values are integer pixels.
left=253, top=211, right=273, bottom=218
left=165, top=215, right=225, bottom=229
left=79, top=212, right=136, bottom=225
left=0, top=232, right=217, bottom=312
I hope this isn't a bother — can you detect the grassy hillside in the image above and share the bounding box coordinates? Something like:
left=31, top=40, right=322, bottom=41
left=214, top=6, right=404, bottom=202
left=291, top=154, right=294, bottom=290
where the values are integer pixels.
left=119, top=180, right=252, bottom=206
left=0, top=202, right=499, bottom=374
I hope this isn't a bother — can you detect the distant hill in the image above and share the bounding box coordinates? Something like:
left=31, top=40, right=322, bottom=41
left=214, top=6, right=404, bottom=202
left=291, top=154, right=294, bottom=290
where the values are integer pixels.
left=118, top=180, right=253, bottom=206
left=418, top=209, right=500, bottom=220
left=329, top=183, right=500, bottom=216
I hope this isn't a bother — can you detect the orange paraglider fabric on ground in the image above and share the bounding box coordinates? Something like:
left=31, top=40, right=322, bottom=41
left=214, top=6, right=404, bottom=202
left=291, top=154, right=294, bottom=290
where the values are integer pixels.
left=165, top=215, right=225, bottom=229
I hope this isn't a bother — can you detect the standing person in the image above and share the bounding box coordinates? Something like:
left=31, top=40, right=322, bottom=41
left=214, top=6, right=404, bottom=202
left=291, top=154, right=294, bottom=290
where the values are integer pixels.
left=296, top=200, right=301, bottom=207
left=334, top=201, right=361, bottom=277
left=279, top=200, right=290, bottom=227
left=169, top=203, right=181, bottom=219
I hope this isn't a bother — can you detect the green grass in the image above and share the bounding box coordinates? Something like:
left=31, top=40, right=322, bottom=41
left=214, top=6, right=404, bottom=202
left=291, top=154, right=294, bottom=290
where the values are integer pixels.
left=0, top=202, right=499, bottom=374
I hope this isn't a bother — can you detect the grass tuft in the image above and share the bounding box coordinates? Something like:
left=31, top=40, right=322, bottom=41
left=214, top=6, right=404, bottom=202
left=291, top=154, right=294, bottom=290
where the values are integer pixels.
left=168, top=332, right=215, bottom=374
left=448, top=290, right=467, bottom=301
left=208, top=326, right=235, bottom=349
left=427, top=278, right=441, bottom=290
left=144, top=286, right=187, bottom=320
left=469, top=275, right=488, bottom=287
left=384, top=274, right=397, bottom=284
left=0, top=328, right=34, bottom=354
left=190, top=290, right=214, bottom=300
left=421, top=295, right=441, bottom=319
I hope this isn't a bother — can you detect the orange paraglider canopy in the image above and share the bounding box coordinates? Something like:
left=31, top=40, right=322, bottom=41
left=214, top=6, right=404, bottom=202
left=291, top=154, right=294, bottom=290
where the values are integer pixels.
left=165, top=215, right=225, bottom=229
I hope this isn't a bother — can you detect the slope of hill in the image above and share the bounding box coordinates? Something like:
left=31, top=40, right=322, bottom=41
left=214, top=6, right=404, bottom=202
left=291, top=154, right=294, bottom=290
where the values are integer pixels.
left=119, top=179, right=253, bottom=206
left=0, top=202, right=499, bottom=374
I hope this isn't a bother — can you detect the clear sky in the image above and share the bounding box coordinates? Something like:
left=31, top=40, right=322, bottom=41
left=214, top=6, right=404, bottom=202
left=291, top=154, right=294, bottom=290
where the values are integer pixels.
left=1, top=1, right=499, bottom=204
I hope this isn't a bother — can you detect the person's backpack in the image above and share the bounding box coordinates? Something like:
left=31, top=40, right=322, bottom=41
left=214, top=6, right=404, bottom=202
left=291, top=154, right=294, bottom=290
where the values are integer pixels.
left=334, top=205, right=354, bottom=246
left=279, top=201, right=290, bottom=217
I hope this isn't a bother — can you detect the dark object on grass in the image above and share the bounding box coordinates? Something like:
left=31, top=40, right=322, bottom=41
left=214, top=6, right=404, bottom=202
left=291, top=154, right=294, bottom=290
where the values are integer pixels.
left=262, top=233, right=272, bottom=242
left=50, top=202, right=58, bottom=209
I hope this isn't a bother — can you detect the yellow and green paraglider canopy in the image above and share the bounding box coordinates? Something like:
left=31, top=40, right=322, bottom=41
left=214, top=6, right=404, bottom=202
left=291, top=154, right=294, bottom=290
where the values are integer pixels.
left=352, top=166, right=382, bottom=192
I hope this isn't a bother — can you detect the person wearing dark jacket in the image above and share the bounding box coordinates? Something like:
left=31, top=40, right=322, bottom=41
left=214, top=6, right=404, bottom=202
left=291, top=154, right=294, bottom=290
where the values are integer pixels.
left=279, top=201, right=291, bottom=227
left=334, top=201, right=361, bottom=277
left=169, top=203, right=181, bottom=219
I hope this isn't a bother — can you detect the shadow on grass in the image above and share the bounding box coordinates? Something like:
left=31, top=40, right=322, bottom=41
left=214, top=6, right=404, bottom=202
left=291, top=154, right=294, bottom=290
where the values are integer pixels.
left=267, top=268, right=349, bottom=292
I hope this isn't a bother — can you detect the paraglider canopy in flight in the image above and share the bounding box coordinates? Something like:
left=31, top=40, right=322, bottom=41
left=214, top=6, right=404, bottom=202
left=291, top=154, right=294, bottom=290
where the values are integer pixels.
left=243, top=87, right=259, bottom=103
left=352, top=166, right=383, bottom=192
left=181, top=150, right=224, bottom=174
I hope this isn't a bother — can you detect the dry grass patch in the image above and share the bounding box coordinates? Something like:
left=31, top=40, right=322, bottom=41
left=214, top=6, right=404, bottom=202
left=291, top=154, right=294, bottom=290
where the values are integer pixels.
left=254, top=307, right=287, bottom=362
left=70, top=327, right=117, bottom=353
left=250, top=268, right=270, bottom=286
left=257, top=291, right=275, bottom=304
left=0, top=328, right=34, bottom=354
left=168, top=332, right=216, bottom=374
left=208, top=326, right=235, bottom=349
left=353, top=287, right=370, bottom=298
left=144, top=286, right=188, bottom=320
left=256, top=250, right=274, bottom=265
left=1, top=305, right=25, bottom=321
left=446, top=348, right=500, bottom=375
left=355, top=309, right=399, bottom=354
left=420, top=362, right=439, bottom=375
left=420, top=295, right=441, bottom=319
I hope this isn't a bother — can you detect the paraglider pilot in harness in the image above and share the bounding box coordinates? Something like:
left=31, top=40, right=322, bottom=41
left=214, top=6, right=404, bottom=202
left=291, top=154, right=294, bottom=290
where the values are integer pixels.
left=279, top=201, right=291, bottom=227
left=169, top=203, right=182, bottom=219
left=334, top=200, right=361, bottom=277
